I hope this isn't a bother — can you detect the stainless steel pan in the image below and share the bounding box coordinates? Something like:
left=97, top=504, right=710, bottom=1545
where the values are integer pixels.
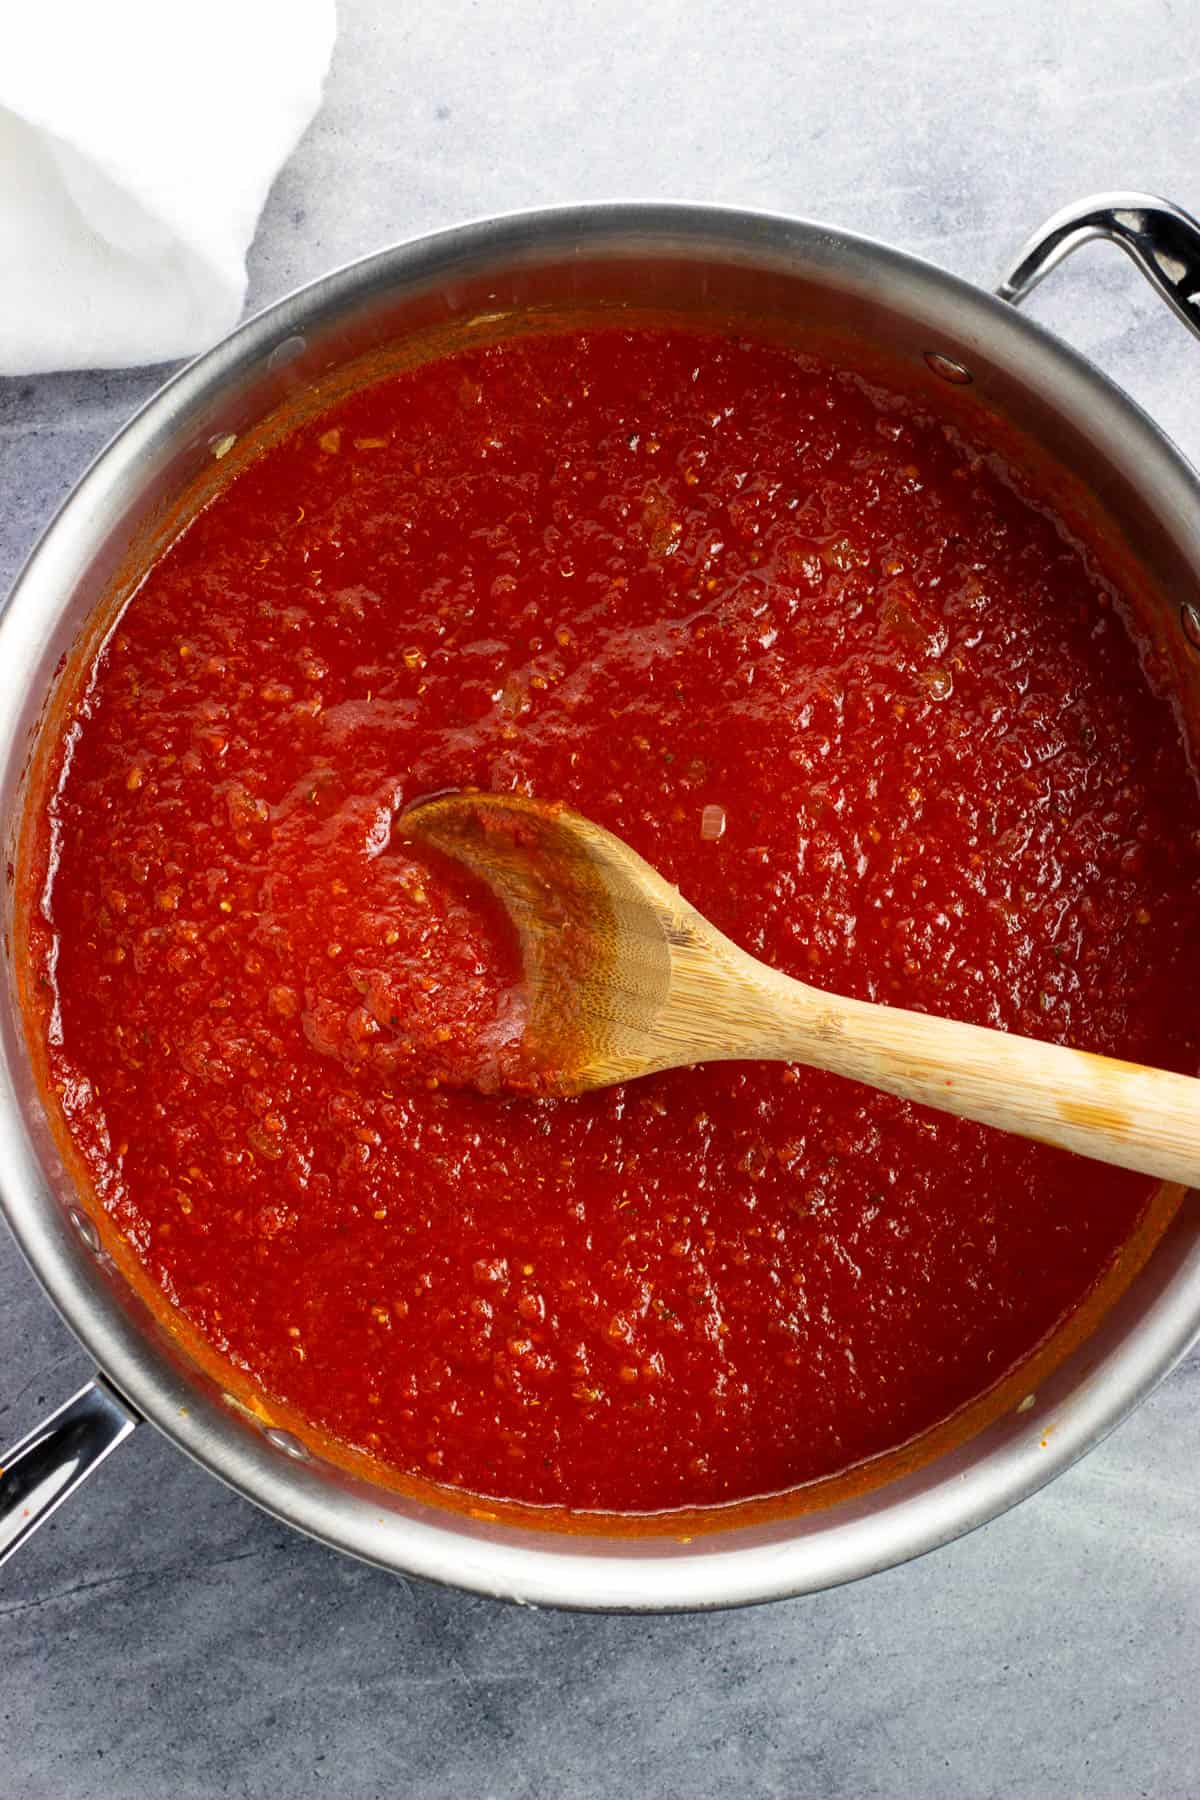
left=2, top=194, right=1199, bottom=1610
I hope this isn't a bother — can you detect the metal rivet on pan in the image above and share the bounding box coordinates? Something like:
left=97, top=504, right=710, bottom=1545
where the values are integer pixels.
left=264, top=1427, right=312, bottom=1462
left=1181, top=601, right=1200, bottom=654
left=267, top=334, right=306, bottom=371
left=923, top=351, right=974, bottom=385
left=68, top=1207, right=101, bottom=1253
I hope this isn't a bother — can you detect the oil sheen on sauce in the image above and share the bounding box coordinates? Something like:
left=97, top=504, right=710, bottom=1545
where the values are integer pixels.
left=25, top=328, right=1200, bottom=1515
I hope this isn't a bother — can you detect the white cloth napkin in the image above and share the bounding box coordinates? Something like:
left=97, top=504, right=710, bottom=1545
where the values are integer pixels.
left=0, top=1, right=337, bottom=375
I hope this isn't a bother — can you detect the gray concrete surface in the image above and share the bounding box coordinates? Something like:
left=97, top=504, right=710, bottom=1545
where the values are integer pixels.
left=2, top=1, right=1199, bottom=1794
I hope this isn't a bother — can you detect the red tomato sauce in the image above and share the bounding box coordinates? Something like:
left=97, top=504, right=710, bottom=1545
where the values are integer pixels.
left=25, top=327, right=1200, bottom=1516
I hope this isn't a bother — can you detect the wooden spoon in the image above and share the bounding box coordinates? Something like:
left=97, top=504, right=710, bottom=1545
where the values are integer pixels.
left=401, top=791, right=1200, bottom=1186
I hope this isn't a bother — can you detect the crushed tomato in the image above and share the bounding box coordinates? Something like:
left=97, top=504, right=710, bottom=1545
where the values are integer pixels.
left=25, top=327, right=1200, bottom=1514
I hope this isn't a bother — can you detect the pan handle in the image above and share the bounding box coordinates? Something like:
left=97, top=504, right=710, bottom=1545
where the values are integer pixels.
left=0, top=1378, right=139, bottom=1568
left=996, top=191, right=1200, bottom=344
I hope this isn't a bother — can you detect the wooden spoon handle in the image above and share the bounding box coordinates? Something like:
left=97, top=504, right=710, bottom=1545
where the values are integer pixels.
left=764, top=984, right=1200, bottom=1187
